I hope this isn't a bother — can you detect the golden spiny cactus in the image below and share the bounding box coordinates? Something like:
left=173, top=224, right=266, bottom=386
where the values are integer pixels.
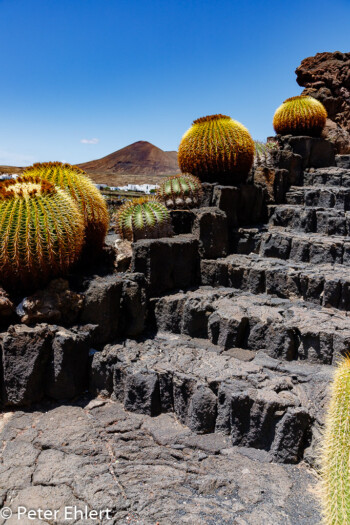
left=320, top=355, right=350, bottom=524
left=273, top=95, right=327, bottom=137
left=115, top=196, right=173, bottom=241
left=178, top=114, right=255, bottom=184
left=0, top=176, right=84, bottom=289
left=23, top=162, right=109, bottom=251
left=156, top=174, right=203, bottom=209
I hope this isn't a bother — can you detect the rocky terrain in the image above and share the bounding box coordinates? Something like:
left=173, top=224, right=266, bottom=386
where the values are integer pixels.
left=0, top=399, right=321, bottom=525
left=1, top=134, right=350, bottom=523
left=2, top=52, right=350, bottom=523
left=296, top=51, right=350, bottom=153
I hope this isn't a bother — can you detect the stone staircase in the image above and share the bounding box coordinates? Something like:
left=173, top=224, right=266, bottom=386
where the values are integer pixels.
left=197, top=159, right=350, bottom=363
left=91, top=145, right=350, bottom=466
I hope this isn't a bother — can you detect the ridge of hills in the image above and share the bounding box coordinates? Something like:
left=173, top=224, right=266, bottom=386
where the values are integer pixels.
left=77, top=140, right=180, bottom=185
left=0, top=141, right=180, bottom=186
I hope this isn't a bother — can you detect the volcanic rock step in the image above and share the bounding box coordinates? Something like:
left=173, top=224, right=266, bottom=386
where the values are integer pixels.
left=286, top=185, right=350, bottom=210
left=91, top=333, right=332, bottom=464
left=153, top=287, right=350, bottom=364
left=268, top=204, right=350, bottom=236
left=201, top=253, right=350, bottom=311
left=303, top=166, right=350, bottom=186
left=236, top=226, right=350, bottom=266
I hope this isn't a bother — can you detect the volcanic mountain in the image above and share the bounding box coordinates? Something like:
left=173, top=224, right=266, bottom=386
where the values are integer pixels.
left=78, top=141, right=179, bottom=185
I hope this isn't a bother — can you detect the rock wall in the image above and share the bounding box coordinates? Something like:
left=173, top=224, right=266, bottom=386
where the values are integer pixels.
left=296, top=51, right=350, bottom=153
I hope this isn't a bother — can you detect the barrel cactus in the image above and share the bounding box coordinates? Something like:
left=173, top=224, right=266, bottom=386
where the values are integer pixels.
left=0, top=175, right=84, bottom=289
left=320, top=355, right=350, bottom=524
left=115, top=197, right=173, bottom=241
left=23, top=162, right=109, bottom=251
left=273, top=95, right=327, bottom=137
left=178, top=114, right=255, bottom=184
left=156, top=174, right=203, bottom=209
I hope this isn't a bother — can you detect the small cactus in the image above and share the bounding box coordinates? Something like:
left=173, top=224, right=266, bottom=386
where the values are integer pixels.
left=320, top=355, right=350, bottom=524
left=178, top=114, right=255, bottom=184
left=115, top=197, right=173, bottom=241
left=23, top=162, right=109, bottom=251
left=254, top=140, right=279, bottom=168
left=156, top=174, right=203, bottom=209
left=0, top=175, right=84, bottom=289
left=273, top=95, right=327, bottom=137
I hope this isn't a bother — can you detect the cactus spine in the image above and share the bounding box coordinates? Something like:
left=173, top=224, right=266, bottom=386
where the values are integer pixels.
left=0, top=176, right=84, bottom=289
left=23, top=162, right=109, bottom=250
left=273, top=95, right=327, bottom=137
left=156, top=174, right=203, bottom=209
left=115, top=197, right=173, bottom=241
left=320, top=355, right=350, bottom=524
left=178, top=114, right=255, bottom=184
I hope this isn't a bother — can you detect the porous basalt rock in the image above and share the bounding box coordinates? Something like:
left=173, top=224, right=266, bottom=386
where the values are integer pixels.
left=296, top=51, right=350, bottom=152
left=0, top=323, right=95, bottom=406
left=192, top=207, right=228, bottom=259
left=153, top=287, right=350, bottom=364
left=276, top=135, right=335, bottom=169
left=0, top=401, right=322, bottom=523
left=131, top=234, right=200, bottom=296
left=0, top=288, right=15, bottom=318
left=80, top=272, right=147, bottom=343
left=19, top=279, right=84, bottom=325
left=90, top=334, right=332, bottom=464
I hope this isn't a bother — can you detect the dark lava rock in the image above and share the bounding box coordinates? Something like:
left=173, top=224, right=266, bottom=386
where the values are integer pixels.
left=192, top=206, right=228, bottom=259
left=80, top=272, right=147, bottom=343
left=0, top=324, right=53, bottom=406
left=80, top=274, right=123, bottom=344
left=45, top=325, right=95, bottom=400
left=277, top=135, right=336, bottom=169
left=0, top=323, right=95, bottom=406
left=19, top=279, right=84, bottom=326
left=123, top=371, right=161, bottom=416
left=296, top=51, right=350, bottom=153
left=187, top=384, right=217, bottom=434
left=0, top=288, right=15, bottom=318
left=89, top=333, right=333, bottom=465
left=170, top=209, right=195, bottom=235
left=0, top=401, right=322, bottom=523
left=131, top=234, right=200, bottom=296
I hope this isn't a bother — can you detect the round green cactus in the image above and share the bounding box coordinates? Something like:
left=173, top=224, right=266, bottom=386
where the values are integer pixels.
left=0, top=175, right=84, bottom=289
left=178, top=114, right=255, bottom=184
left=23, top=162, right=109, bottom=251
left=320, top=355, right=350, bottom=524
left=156, top=174, right=203, bottom=209
left=273, top=95, right=327, bottom=137
left=115, top=197, right=173, bottom=241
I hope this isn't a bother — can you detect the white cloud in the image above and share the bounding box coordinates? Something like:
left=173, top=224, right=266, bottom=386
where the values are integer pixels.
left=80, top=138, right=99, bottom=144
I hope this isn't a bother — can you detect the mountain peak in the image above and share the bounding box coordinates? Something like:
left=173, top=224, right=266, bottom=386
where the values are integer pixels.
left=78, top=141, right=179, bottom=180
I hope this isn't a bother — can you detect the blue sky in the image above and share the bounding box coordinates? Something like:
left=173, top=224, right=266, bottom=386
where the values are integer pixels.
left=0, top=0, right=349, bottom=166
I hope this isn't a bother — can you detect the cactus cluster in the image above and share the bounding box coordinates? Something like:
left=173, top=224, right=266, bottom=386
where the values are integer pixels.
left=178, top=114, right=255, bottom=184
left=320, top=355, right=350, bottom=524
left=0, top=176, right=84, bottom=289
left=23, top=162, right=109, bottom=250
left=115, top=197, right=173, bottom=241
left=156, top=174, right=202, bottom=209
left=273, top=95, right=327, bottom=137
